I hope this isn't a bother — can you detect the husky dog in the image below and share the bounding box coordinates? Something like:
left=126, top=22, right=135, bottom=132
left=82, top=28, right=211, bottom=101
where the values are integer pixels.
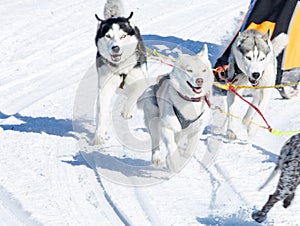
left=226, top=29, right=289, bottom=139
left=252, top=133, right=300, bottom=223
left=93, top=0, right=148, bottom=145
left=138, top=45, right=214, bottom=172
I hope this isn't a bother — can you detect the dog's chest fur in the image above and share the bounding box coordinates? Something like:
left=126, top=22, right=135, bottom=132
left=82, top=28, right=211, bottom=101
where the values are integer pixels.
left=158, top=79, right=208, bottom=130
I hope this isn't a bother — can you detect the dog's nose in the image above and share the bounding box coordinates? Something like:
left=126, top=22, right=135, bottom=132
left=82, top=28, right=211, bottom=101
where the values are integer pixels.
left=252, top=72, right=260, bottom=79
left=112, top=45, right=120, bottom=53
left=195, top=78, right=203, bottom=86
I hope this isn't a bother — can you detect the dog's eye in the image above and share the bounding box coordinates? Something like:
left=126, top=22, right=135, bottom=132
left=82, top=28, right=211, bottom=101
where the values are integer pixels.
left=202, top=69, right=207, bottom=72
left=105, top=34, right=112, bottom=39
left=245, top=56, right=252, bottom=61
left=186, top=69, right=193, bottom=73
left=259, top=57, right=265, bottom=62
left=120, top=34, right=127, bottom=39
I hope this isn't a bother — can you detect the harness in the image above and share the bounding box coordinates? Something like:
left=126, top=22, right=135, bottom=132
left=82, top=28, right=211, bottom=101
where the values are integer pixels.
left=173, top=105, right=205, bottom=129
left=119, top=73, right=127, bottom=89
left=226, top=62, right=242, bottom=84
left=157, top=75, right=210, bottom=129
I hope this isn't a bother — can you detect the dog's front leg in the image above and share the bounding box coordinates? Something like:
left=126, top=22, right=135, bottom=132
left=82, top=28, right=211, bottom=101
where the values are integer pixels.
left=160, top=111, right=182, bottom=171
left=226, top=90, right=238, bottom=139
left=121, top=68, right=148, bottom=119
left=183, top=110, right=210, bottom=158
left=93, top=76, right=120, bottom=145
left=246, top=89, right=271, bottom=137
left=243, top=90, right=260, bottom=132
left=161, top=125, right=180, bottom=172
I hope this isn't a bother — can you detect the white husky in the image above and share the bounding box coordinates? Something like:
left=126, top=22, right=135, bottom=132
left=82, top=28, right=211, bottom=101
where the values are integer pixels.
left=226, top=29, right=288, bottom=139
left=93, top=0, right=148, bottom=145
left=138, top=45, right=214, bottom=172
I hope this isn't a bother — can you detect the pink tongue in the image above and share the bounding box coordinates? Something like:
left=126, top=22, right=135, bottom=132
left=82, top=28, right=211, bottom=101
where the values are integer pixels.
left=194, top=87, right=202, bottom=93
left=112, top=55, right=121, bottom=61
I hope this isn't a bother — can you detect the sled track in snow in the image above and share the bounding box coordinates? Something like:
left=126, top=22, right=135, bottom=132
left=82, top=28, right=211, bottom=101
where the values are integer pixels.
left=93, top=169, right=132, bottom=226
left=0, top=185, right=42, bottom=226
left=79, top=151, right=162, bottom=225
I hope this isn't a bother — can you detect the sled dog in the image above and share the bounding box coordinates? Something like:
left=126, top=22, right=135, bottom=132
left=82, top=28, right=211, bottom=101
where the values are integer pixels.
left=252, top=133, right=300, bottom=223
left=226, top=29, right=288, bottom=139
left=93, top=0, right=148, bottom=145
left=138, top=45, right=214, bottom=172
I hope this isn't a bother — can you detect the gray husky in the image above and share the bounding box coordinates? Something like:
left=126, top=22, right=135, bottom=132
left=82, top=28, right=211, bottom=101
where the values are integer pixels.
left=93, top=0, right=148, bottom=145
left=138, top=45, right=214, bottom=172
left=226, top=29, right=288, bottom=140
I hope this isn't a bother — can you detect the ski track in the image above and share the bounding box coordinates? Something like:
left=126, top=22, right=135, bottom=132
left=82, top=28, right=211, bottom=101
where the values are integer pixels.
left=0, top=185, right=42, bottom=226
left=0, top=0, right=96, bottom=116
left=2, top=0, right=300, bottom=225
left=93, top=166, right=133, bottom=226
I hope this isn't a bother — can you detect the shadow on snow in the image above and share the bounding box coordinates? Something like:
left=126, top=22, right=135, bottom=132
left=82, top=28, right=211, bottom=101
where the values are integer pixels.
left=142, top=34, right=223, bottom=65
left=196, top=210, right=262, bottom=226
left=0, top=112, right=73, bottom=137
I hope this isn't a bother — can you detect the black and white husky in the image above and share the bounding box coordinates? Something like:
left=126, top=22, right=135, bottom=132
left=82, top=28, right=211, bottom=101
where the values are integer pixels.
left=93, top=0, right=148, bottom=145
left=138, top=45, right=214, bottom=172
left=226, top=30, right=288, bottom=139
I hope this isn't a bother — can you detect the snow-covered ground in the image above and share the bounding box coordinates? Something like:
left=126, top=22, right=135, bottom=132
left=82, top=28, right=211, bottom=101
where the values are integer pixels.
left=1, top=0, right=300, bottom=225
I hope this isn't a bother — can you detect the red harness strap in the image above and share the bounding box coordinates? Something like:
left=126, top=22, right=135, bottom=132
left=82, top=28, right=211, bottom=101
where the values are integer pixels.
left=227, top=83, right=273, bottom=132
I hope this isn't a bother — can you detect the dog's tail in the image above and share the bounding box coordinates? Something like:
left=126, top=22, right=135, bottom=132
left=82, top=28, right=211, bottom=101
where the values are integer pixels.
left=258, top=164, right=280, bottom=191
left=272, top=33, right=289, bottom=57
left=104, top=0, right=124, bottom=19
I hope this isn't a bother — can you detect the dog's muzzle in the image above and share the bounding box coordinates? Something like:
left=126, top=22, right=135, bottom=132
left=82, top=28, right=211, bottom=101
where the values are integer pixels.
left=111, top=54, right=122, bottom=62
left=187, top=80, right=202, bottom=94
left=249, top=72, right=261, bottom=86
left=111, top=45, right=122, bottom=62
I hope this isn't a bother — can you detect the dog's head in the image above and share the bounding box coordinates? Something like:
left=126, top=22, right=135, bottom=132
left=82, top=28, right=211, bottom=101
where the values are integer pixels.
left=170, top=44, right=214, bottom=97
left=95, top=12, right=139, bottom=64
left=234, top=29, right=272, bottom=86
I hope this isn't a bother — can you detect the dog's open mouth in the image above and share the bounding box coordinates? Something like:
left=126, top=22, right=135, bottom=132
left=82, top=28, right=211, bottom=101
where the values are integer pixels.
left=249, top=78, right=259, bottom=86
left=187, top=81, right=202, bottom=94
left=111, top=54, right=122, bottom=62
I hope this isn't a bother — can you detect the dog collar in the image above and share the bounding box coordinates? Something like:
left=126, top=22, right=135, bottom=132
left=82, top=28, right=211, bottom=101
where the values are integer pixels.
left=177, top=92, right=211, bottom=108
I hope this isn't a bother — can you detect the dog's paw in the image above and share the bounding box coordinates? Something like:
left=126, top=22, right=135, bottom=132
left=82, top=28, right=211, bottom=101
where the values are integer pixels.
left=166, top=152, right=182, bottom=173
left=252, top=211, right=267, bottom=223
left=121, top=103, right=134, bottom=119
left=247, top=125, right=258, bottom=138
left=121, top=111, right=133, bottom=119
left=283, top=195, right=294, bottom=208
left=283, top=199, right=291, bottom=208
left=226, top=129, right=237, bottom=140
left=92, top=134, right=105, bottom=146
left=151, top=150, right=162, bottom=166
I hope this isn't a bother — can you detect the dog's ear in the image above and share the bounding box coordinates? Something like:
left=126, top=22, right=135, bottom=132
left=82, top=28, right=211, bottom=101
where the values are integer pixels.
left=263, top=29, right=271, bottom=41
left=197, top=44, right=208, bottom=59
left=95, top=14, right=104, bottom=22
left=126, top=12, right=133, bottom=20
left=126, top=12, right=135, bottom=27
left=237, top=31, right=247, bottom=46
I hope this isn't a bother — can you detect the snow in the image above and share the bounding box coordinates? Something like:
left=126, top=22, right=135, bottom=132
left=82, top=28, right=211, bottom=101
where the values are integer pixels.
left=1, top=0, right=300, bottom=225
